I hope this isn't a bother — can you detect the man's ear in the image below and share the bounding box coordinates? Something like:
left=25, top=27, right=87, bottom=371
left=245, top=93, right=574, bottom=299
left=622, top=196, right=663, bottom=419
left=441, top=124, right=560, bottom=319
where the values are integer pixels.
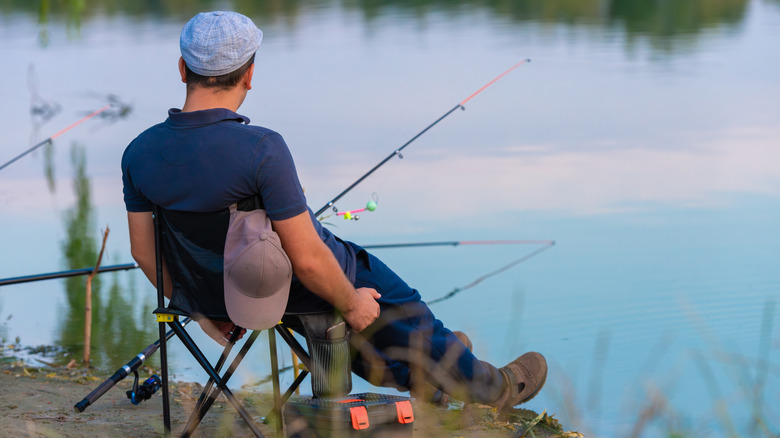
left=178, top=57, right=187, bottom=83
left=243, top=63, right=255, bottom=91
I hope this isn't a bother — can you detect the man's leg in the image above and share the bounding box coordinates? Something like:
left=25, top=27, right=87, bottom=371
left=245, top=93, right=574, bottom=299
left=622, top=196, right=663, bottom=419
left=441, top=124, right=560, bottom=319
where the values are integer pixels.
left=349, top=248, right=505, bottom=404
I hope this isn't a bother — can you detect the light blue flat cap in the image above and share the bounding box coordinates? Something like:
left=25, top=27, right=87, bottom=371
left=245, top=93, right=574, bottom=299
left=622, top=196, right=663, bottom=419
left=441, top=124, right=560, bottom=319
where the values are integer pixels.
left=180, top=11, right=262, bottom=76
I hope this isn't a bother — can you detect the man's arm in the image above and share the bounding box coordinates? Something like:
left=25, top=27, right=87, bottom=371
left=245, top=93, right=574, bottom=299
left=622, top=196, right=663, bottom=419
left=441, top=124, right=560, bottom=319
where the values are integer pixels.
left=272, top=211, right=381, bottom=332
left=127, top=211, right=173, bottom=298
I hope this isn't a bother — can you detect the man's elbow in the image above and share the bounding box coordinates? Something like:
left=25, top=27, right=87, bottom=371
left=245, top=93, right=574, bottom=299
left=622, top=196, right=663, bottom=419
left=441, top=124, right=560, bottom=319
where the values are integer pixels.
left=130, top=246, right=154, bottom=270
left=282, top=235, right=332, bottom=281
left=290, top=256, right=320, bottom=280
left=130, top=246, right=142, bottom=263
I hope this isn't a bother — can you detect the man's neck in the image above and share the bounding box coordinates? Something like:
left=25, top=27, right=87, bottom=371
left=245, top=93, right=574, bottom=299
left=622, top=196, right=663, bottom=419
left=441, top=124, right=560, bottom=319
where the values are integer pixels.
left=181, top=86, right=246, bottom=113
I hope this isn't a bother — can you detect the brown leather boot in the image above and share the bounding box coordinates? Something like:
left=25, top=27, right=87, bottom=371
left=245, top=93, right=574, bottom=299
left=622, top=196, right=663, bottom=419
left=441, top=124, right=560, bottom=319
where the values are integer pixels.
left=492, top=352, right=547, bottom=410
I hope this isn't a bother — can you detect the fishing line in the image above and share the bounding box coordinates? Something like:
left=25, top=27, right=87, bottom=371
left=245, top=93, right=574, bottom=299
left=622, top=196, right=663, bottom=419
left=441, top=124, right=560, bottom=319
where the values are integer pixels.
left=314, top=59, right=531, bottom=219
left=0, top=240, right=551, bottom=286
left=427, top=241, right=555, bottom=306
left=363, top=239, right=553, bottom=250
left=0, top=104, right=111, bottom=172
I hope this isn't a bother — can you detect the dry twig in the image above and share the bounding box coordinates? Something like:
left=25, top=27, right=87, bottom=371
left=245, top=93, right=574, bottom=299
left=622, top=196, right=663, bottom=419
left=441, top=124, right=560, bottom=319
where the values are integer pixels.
left=84, top=226, right=109, bottom=365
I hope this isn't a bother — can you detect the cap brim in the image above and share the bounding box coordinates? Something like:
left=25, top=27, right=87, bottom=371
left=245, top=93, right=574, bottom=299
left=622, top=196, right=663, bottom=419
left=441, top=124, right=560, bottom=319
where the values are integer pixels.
left=225, top=284, right=289, bottom=330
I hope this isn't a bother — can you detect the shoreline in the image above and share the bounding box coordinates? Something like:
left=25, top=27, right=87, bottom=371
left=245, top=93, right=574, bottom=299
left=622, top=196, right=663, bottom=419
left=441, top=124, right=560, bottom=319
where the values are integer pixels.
left=0, top=358, right=579, bottom=437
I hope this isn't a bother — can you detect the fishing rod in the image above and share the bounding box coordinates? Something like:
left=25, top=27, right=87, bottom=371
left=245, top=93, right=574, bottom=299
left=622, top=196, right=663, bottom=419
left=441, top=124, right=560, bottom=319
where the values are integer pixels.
left=363, top=239, right=554, bottom=250
left=4, top=61, right=534, bottom=283
left=0, top=104, right=111, bottom=172
left=0, top=240, right=547, bottom=287
left=0, top=263, right=138, bottom=287
left=314, top=59, right=531, bottom=218
left=74, top=317, right=192, bottom=413
left=70, top=239, right=551, bottom=411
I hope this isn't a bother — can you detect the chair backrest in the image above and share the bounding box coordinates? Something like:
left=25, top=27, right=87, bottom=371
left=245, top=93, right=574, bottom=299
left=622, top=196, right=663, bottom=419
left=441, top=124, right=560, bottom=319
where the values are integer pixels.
left=156, top=206, right=231, bottom=320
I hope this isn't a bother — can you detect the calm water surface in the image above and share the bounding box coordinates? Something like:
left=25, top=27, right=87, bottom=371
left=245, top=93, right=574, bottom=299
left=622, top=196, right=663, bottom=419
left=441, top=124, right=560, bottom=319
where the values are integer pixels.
left=1, top=1, right=779, bottom=436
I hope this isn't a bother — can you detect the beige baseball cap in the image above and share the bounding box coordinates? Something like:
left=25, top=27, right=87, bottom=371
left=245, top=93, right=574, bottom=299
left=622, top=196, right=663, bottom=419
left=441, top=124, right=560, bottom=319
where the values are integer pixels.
left=223, top=205, right=291, bottom=330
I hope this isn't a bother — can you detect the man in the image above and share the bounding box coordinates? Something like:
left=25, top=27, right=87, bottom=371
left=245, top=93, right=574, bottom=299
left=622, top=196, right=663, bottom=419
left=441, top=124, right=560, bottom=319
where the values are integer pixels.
left=122, top=11, right=546, bottom=409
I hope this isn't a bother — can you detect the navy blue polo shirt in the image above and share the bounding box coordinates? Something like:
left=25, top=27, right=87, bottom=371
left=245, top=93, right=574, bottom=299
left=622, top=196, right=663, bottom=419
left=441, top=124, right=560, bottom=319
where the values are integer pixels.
left=122, top=108, right=357, bottom=282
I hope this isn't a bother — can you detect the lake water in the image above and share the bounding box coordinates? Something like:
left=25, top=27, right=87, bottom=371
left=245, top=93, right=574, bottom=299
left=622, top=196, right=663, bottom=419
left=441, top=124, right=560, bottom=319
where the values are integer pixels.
left=1, top=1, right=779, bottom=436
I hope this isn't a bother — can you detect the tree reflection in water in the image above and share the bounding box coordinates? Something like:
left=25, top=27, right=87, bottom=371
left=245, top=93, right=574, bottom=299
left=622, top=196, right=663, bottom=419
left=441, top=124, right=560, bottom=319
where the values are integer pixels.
left=58, top=144, right=154, bottom=369
left=3, top=0, right=756, bottom=56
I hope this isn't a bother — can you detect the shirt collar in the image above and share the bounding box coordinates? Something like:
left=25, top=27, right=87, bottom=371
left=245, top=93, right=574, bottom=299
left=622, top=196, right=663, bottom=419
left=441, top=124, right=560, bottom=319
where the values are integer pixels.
left=166, top=108, right=251, bottom=127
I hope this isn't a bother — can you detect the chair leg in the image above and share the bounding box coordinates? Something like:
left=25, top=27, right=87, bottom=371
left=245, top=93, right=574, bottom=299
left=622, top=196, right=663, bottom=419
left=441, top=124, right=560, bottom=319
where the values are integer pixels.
left=281, top=370, right=309, bottom=403
left=159, top=319, right=172, bottom=436
left=169, top=320, right=266, bottom=437
left=275, top=325, right=311, bottom=370
left=269, top=329, right=283, bottom=437
left=259, top=368, right=308, bottom=424
left=256, top=328, right=311, bottom=428
left=183, top=330, right=261, bottom=437
left=181, top=327, right=245, bottom=437
left=162, top=320, right=320, bottom=437
left=186, top=327, right=309, bottom=437
left=153, top=206, right=172, bottom=436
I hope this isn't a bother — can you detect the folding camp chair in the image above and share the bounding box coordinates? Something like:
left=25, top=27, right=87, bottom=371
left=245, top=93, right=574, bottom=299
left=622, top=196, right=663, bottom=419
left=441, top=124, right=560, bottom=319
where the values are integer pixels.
left=151, top=202, right=352, bottom=437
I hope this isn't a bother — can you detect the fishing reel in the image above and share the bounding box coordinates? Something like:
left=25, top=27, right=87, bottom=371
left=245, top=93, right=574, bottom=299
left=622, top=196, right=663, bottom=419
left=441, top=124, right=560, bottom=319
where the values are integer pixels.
left=126, top=372, right=162, bottom=405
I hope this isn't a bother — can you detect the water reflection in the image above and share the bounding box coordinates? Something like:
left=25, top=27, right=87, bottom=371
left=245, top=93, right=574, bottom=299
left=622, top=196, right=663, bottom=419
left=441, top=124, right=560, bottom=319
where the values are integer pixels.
left=28, top=65, right=60, bottom=192
left=43, top=141, right=55, bottom=192
left=36, top=0, right=50, bottom=47
left=58, top=144, right=154, bottom=368
left=93, top=94, right=133, bottom=125
left=0, top=1, right=775, bottom=435
left=4, top=0, right=755, bottom=55
left=607, top=0, right=747, bottom=53
left=28, top=65, right=60, bottom=125
left=34, top=0, right=85, bottom=47
left=0, top=307, right=8, bottom=345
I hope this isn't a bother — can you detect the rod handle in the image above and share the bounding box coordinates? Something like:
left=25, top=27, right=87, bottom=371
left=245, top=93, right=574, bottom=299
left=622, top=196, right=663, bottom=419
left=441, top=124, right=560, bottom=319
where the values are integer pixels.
left=74, top=371, right=123, bottom=412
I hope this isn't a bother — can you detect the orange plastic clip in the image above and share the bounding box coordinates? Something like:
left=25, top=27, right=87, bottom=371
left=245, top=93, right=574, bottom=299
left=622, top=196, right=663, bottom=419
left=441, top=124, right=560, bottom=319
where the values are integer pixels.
left=395, top=400, right=414, bottom=424
left=349, top=406, right=370, bottom=430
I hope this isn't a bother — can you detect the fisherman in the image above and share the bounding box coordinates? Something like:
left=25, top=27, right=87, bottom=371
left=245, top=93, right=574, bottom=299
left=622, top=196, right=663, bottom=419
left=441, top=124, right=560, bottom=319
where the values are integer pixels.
left=121, top=10, right=546, bottom=409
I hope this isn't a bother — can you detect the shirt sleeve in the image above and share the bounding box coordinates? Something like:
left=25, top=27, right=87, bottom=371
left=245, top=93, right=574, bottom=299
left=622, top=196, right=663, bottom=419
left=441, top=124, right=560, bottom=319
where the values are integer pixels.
left=121, top=144, right=153, bottom=212
left=255, top=132, right=309, bottom=221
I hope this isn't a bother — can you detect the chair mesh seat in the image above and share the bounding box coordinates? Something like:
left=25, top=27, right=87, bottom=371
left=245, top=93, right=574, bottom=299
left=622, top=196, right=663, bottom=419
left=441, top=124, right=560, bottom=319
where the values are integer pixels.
left=158, top=207, right=231, bottom=319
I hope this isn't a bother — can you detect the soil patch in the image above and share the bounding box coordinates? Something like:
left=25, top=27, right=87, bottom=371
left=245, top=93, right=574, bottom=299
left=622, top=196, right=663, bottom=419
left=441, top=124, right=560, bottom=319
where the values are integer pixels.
left=0, top=360, right=580, bottom=437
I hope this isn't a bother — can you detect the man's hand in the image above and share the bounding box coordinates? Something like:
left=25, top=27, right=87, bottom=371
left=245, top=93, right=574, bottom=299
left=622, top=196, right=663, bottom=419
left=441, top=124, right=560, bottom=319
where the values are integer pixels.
left=273, top=211, right=383, bottom=332
left=198, top=318, right=247, bottom=346
left=342, top=287, right=381, bottom=332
